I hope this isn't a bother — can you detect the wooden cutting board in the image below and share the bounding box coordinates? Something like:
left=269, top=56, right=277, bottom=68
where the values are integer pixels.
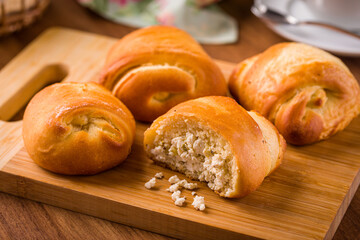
left=0, top=28, right=359, bottom=240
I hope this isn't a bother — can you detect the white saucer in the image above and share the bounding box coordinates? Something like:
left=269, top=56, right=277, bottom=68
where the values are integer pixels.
left=257, top=0, right=360, bottom=57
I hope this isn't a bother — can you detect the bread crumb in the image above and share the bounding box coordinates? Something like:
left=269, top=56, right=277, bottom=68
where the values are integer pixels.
left=192, top=195, right=205, bottom=211
left=167, top=182, right=180, bottom=192
left=144, top=177, right=156, bottom=189
left=168, top=175, right=180, bottom=184
left=171, top=190, right=181, bottom=201
left=191, top=191, right=196, bottom=196
left=155, top=172, right=164, bottom=179
left=177, top=179, right=198, bottom=190
left=167, top=179, right=198, bottom=192
left=171, top=190, right=186, bottom=207
left=177, top=179, right=187, bottom=187
left=184, top=182, right=198, bottom=190
left=174, top=197, right=186, bottom=206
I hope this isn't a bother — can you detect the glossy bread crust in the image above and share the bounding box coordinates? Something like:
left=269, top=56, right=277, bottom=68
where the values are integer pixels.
left=144, top=96, right=286, bottom=198
left=100, top=26, right=227, bottom=122
left=22, top=82, right=136, bottom=175
left=229, top=42, right=360, bottom=145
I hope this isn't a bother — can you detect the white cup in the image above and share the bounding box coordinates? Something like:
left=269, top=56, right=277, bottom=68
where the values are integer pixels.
left=303, top=0, right=360, bottom=29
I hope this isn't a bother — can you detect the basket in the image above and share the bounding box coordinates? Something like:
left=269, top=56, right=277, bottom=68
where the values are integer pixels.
left=0, top=0, right=50, bottom=36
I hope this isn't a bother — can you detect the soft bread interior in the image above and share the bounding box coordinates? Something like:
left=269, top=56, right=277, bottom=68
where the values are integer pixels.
left=146, top=117, right=236, bottom=197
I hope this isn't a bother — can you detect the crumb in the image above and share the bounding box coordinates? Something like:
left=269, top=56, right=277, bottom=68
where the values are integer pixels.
left=168, top=175, right=180, bottom=184
left=171, top=190, right=181, bottom=201
left=167, top=182, right=181, bottom=192
left=167, top=179, right=198, bottom=192
left=192, top=195, right=205, bottom=211
left=174, top=197, right=186, bottom=207
left=191, top=191, right=196, bottom=196
left=171, top=190, right=186, bottom=207
left=144, top=177, right=156, bottom=189
left=177, top=179, right=187, bottom=187
left=155, top=172, right=164, bottom=179
left=184, top=182, right=198, bottom=190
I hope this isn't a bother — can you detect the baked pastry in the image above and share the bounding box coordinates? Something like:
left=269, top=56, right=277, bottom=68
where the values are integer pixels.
left=22, top=82, right=136, bottom=175
left=99, top=26, right=227, bottom=122
left=144, top=96, right=286, bottom=198
left=229, top=42, right=360, bottom=145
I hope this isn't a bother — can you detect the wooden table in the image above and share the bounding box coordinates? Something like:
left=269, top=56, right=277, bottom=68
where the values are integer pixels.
left=0, top=0, right=359, bottom=239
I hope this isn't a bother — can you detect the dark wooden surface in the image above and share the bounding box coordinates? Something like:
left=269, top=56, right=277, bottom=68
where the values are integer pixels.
left=0, top=0, right=359, bottom=239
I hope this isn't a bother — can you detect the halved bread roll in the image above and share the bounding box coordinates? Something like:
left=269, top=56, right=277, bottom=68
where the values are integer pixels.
left=22, top=82, right=136, bottom=175
left=100, top=26, right=227, bottom=122
left=229, top=42, right=360, bottom=145
left=144, top=96, right=286, bottom=198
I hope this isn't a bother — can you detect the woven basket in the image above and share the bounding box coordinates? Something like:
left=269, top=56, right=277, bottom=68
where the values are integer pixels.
left=0, top=0, right=50, bottom=36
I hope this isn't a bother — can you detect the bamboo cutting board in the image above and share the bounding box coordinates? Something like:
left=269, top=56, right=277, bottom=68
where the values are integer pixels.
left=0, top=28, right=359, bottom=240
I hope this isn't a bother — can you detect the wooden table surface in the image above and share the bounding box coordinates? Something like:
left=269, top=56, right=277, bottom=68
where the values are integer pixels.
left=0, top=0, right=359, bottom=239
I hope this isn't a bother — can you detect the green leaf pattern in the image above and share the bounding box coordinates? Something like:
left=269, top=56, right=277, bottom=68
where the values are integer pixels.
left=77, top=0, right=237, bottom=44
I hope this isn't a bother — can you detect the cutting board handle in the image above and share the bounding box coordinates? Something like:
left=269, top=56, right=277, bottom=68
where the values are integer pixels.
left=0, top=64, right=68, bottom=122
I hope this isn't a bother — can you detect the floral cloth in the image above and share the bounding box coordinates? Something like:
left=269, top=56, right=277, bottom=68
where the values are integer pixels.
left=77, top=0, right=237, bottom=44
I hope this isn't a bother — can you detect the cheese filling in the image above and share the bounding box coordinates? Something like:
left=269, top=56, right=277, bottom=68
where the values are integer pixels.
left=147, top=118, right=235, bottom=196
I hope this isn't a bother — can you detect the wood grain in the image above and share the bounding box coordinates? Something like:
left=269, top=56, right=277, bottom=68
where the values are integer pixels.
left=0, top=28, right=359, bottom=239
left=0, top=0, right=359, bottom=239
left=0, top=192, right=171, bottom=240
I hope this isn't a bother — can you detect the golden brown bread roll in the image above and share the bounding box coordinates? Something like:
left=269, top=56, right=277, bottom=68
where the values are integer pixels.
left=99, top=26, right=227, bottom=122
left=144, top=96, right=286, bottom=198
left=229, top=42, right=360, bottom=145
left=22, top=82, right=136, bottom=175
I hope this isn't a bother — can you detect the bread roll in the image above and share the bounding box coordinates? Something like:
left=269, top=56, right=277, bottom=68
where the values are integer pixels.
left=144, top=96, right=286, bottom=198
left=229, top=43, right=360, bottom=145
left=99, top=26, right=227, bottom=122
left=22, top=82, right=136, bottom=175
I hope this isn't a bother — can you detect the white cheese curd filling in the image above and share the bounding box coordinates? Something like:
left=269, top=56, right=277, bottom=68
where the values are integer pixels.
left=148, top=118, right=235, bottom=197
